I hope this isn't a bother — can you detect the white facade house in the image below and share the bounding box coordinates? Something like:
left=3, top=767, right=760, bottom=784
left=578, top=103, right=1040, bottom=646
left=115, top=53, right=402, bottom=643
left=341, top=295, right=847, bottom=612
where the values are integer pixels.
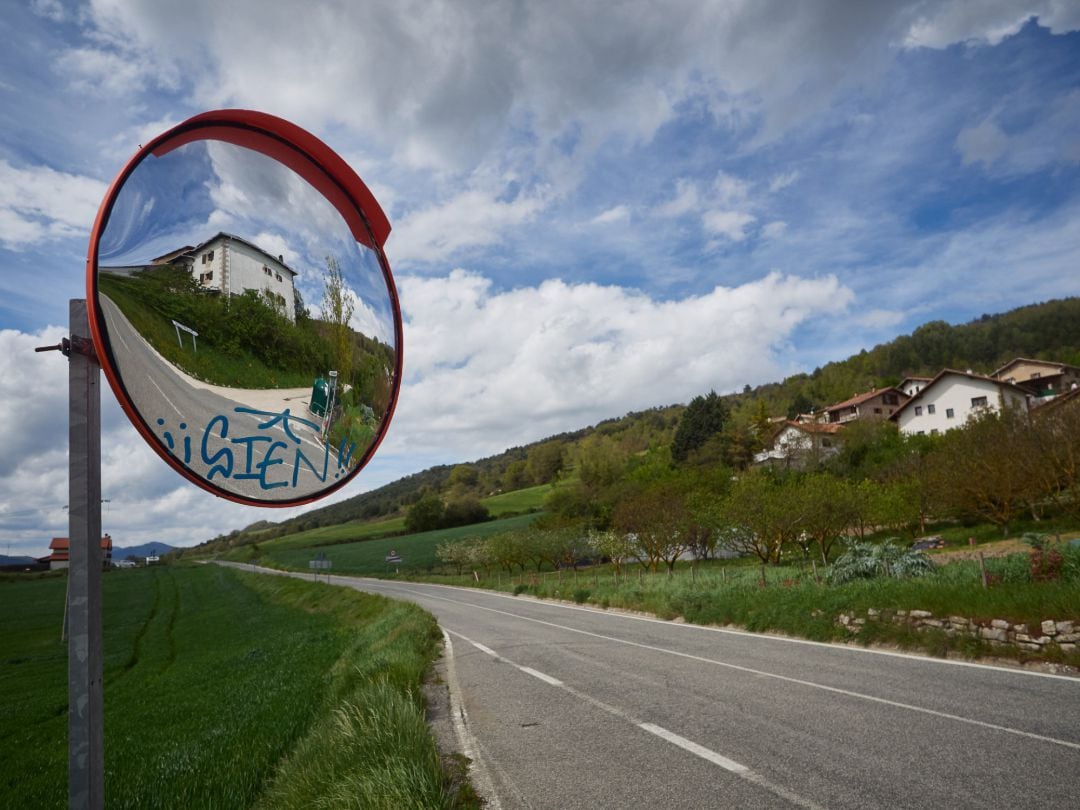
left=754, top=421, right=843, bottom=467
left=898, top=376, right=932, bottom=397
left=157, top=233, right=298, bottom=322
left=891, top=370, right=1030, bottom=436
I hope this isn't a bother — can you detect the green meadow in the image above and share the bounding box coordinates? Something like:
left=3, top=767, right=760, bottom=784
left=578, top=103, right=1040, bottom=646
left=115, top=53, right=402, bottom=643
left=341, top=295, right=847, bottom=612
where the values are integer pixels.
left=259, top=513, right=543, bottom=575
left=0, top=565, right=473, bottom=809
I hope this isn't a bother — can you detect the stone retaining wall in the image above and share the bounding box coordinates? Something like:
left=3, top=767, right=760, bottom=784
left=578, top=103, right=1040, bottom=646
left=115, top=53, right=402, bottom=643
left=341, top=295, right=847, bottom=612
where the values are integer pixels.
left=835, top=609, right=1078, bottom=655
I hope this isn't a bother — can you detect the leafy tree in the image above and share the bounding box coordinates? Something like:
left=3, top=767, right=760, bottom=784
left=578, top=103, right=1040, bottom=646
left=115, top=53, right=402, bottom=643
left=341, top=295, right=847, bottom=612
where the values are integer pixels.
left=576, top=435, right=630, bottom=492
left=442, top=498, right=491, bottom=528
left=927, top=407, right=1042, bottom=535
left=527, top=440, right=565, bottom=484
left=586, top=530, right=634, bottom=576
left=405, top=493, right=444, bottom=534
left=322, top=254, right=354, bottom=381
left=447, top=464, right=480, bottom=499
left=502, top=460, right=532, bottom=491
left=671, top=391, right=728, bottom=463
left=612, top=483, right=691, bottom=572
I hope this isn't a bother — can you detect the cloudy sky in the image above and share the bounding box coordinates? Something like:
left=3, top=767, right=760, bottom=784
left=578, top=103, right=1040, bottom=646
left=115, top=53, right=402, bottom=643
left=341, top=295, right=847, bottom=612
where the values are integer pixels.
left=2, top=1, right=1080, bottom=556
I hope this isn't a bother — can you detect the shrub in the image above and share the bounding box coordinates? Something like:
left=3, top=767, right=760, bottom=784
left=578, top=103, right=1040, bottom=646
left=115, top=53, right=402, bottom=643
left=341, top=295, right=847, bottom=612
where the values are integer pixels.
left=828, top=540, right=934, bottom=585
left=572, top=588, right=591, bottom=604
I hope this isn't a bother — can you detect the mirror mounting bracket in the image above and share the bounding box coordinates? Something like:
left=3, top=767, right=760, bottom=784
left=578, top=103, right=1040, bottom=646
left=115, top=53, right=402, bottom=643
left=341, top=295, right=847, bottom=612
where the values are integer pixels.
left=34, top=335, right=98, bottom=362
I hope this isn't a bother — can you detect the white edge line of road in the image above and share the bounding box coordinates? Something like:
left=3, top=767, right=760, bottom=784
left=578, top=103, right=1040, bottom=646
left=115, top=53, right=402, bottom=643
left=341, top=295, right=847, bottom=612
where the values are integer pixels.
left=449, top=629, right=824, bottom=810
left=440, top=630, right=503, bottom=810
left=358, top=577, right=1079, bottom=683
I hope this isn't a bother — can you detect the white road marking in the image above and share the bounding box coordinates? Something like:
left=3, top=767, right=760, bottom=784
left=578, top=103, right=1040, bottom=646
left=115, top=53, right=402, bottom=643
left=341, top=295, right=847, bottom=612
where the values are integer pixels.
left=638, top=723, right=747, bottom=773
left=519, top=666, right=563, bottom=686
left=473, top=642, right=498, bottom=657
left=400, top=587, right=1080, bottom=752
left=448, top=628, right=822, bottom=809
left=441, top=631, right=503, bottom=810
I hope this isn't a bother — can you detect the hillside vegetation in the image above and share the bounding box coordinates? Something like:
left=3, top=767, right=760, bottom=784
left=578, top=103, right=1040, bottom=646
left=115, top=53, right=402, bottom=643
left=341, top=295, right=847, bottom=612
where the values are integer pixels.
left=189, top=296, right=1080, bottom=557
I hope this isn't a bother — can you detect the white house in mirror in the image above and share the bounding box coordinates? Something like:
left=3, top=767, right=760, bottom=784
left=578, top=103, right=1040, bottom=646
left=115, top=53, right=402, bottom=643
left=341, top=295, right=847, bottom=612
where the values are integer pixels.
left=154, top=232, right=298, bottom=322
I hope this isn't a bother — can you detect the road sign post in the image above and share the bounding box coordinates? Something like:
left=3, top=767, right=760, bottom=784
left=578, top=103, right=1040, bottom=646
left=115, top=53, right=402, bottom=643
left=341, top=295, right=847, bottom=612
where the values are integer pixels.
left=67, top=299, right=104, bottom=809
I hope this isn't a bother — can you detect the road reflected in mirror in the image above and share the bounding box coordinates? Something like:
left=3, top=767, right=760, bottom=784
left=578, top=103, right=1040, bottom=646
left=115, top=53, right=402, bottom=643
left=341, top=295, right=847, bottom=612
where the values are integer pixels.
left=95, top=138, right=397, bottom=503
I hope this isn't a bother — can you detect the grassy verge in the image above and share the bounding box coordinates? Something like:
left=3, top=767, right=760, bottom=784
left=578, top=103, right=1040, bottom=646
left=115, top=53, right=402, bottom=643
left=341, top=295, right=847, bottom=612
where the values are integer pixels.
left=402, top=550, right=1080, bottom=665
left=0, top=565, right=474, bottom=809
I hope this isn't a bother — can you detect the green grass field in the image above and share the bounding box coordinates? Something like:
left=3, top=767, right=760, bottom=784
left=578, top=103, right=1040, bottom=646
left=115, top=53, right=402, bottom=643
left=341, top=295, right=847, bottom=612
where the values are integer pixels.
left=262, top=513, right=543, bottom=575
left=480, top=484, right=552, bottom=516
left=0, top=565, right=470, bottom=809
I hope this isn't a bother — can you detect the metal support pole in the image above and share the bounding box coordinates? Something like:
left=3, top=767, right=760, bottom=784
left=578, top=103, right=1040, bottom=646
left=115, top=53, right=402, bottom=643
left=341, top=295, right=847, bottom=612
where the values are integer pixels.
left=68, top=299, right=103, bottom=809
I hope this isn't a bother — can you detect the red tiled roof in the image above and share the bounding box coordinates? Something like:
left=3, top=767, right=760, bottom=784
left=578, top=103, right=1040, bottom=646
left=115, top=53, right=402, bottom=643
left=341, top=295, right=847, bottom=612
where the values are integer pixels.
left=825, top=387, right=906, bottom=413
left=48, top=535, right=113, bottom=560
left=889, top=369, right=1031, bottom=420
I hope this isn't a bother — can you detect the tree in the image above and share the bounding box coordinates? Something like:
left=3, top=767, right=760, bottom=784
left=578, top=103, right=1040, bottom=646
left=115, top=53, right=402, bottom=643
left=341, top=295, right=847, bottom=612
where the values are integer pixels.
left=448, top=464, right=480, bottom=498
left=927, top=407, right=1039, bottom=535
left=586, top=530, right=634, bottom=577
left=442, top=497, right=491, bottom=528
left=527, top=440, right=565, bottom=484
left=576, top=435, right=629, bottom=493
left=672, top=391, right=728, bottom=463
left=502, top=460, right=531, bottom=491
left=321, top=255, right=354, bottom=381
left=720, top=472, right=805, bottom=564
left=612, top=483, right=690, bottom=572
left=405, top=492, right=444, bottom=534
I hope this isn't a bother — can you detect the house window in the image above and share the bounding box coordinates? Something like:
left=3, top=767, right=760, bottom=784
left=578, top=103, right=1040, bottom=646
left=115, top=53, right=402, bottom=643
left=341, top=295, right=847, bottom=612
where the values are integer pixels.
left=883, top=394, right=898, bottom=405
left=946, top=408, right=954, bottom=419
left=930, top=429, right=939, bottom=435
left=874, top=407, right=882, bottom=414
left=275, top=272, right=282, bottom=282
left=927, top=404, right=936, bottom=414
left=822, top=438, right=832, bottom=448
left=1031, top=372, right=1041, bottom=379
left=263, top=266, right=272, bottom=276
left=914, top=406, right=923, bottom=416
left=971, top=396, right=988, bottom=408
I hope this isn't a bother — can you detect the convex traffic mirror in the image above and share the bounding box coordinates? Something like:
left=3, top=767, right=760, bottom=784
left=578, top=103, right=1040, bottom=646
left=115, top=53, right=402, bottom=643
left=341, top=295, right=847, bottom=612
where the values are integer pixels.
left=88, top=110, right=402, bottom=506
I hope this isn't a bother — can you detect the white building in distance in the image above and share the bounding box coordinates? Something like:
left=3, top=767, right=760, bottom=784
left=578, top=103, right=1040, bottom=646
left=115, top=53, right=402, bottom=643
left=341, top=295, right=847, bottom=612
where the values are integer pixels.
left=155, top=232, right=298, bottom=322
left=890, top=369, right=1029, bottom=436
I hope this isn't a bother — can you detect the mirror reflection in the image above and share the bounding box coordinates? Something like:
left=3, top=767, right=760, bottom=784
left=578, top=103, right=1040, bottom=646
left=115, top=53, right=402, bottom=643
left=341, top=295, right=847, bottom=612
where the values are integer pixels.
left=96, top=139, right=397, bottom=502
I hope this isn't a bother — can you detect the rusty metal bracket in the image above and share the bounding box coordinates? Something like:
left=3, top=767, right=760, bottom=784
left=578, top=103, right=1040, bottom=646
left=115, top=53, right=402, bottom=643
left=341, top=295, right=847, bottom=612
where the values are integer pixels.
left=34, top=335, right=97, bottom=361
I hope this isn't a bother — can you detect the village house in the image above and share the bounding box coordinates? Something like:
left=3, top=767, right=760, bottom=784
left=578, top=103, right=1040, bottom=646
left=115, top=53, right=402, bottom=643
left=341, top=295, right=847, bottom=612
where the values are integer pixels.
left=823, top=387, right=908, bottom=425
left=890, top=369, right=1030, bottom=436
left=153, top=232, right=298, bottom=322
left=898, top=376, right=933, bottom=397
left=991, top=358, right=1080, bottom=405
left=48, top=535, right=113, bottom=570
left=754, top=420, right=844, bottom=468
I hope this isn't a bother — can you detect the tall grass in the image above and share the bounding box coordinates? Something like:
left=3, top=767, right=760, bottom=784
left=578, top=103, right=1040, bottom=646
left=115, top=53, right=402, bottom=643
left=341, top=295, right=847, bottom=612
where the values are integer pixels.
left=0, top=566, right=471, bottom=809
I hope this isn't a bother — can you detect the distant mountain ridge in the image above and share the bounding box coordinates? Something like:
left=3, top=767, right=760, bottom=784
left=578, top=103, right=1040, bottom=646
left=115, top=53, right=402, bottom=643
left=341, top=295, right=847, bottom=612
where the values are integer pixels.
left=194, top=296, right=1080, bottom=550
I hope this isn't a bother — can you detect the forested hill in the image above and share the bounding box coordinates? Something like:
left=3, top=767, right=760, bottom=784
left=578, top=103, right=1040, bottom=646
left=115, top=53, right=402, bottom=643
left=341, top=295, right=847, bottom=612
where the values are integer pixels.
left=736, top=297, right=1080, bottom=422
left=204, top=296, right=1080, bottom=545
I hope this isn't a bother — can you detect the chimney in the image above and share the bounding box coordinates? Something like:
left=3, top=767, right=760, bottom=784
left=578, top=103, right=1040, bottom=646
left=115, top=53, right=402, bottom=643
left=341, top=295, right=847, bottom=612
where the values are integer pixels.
left=278, top=254, right=283, bottom=262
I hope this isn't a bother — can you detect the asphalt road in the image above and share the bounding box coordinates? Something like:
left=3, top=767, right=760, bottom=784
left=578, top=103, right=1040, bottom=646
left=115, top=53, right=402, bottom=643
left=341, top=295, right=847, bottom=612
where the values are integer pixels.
left=228, top=566, right=1080, bottom=809
left=100, top=295, right=344, bottom=500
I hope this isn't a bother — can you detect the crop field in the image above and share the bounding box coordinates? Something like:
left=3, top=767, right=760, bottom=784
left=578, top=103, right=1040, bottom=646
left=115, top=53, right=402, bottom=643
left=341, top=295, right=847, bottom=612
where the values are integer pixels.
left=0, top=565, right=464, bottom=809
left=263, top=513, right=543, bottom=575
